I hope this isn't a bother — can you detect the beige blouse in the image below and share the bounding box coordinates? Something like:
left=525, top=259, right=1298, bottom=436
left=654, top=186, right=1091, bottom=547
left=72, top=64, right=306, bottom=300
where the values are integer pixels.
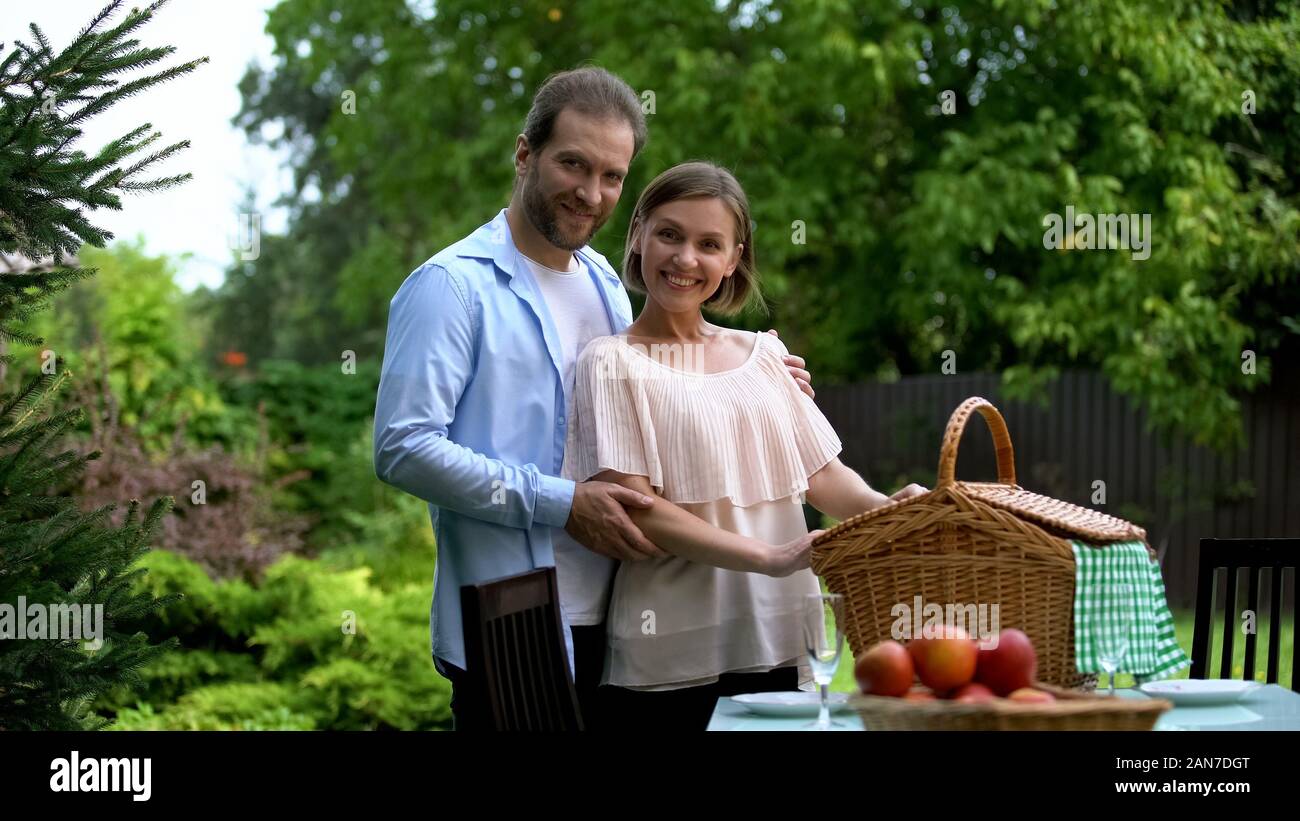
left=562, top=331, right=843, bottom=691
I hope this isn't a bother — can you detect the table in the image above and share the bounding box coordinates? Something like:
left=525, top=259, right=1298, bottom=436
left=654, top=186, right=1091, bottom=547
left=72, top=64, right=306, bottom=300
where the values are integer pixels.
left=707, top=685, right=1300, bottom=731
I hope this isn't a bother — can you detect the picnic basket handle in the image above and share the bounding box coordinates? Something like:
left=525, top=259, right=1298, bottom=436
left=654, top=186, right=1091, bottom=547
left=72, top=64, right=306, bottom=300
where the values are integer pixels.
left=936, top=397, right=1017, bottom=488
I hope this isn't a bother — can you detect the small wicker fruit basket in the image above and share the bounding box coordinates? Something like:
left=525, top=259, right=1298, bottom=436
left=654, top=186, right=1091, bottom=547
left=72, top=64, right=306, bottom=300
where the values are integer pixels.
left=849, top=684, right=1172, bottom=731
left=811, top=396, right=1155, bottom=690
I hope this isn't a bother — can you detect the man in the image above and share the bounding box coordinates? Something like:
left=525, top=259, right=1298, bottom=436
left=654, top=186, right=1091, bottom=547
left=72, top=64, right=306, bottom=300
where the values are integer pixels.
left=373, top=66, right=816, bottom=730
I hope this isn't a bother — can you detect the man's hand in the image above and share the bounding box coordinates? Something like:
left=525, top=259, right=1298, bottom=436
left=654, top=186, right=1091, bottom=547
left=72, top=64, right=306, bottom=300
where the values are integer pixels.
left=767, top=328, right=814, bottom=399
left=565, top=480, right=668, bottom=561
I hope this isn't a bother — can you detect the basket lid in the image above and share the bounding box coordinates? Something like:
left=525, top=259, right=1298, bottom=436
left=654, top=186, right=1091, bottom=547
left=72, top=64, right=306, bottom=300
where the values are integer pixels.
left=813, top=481, right=1145, bottom=548
left=955, top=481, right=1146, bottom=543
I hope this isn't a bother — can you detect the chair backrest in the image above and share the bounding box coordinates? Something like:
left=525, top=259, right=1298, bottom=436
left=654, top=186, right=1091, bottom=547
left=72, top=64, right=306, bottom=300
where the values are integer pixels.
left=1191, top=538, right=1298, bottom=690
left=460, top=567, right=584, bottom=731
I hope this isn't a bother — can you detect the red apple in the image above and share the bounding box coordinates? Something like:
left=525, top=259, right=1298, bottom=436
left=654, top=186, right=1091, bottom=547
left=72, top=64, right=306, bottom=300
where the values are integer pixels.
left=1008, top=687, right=1056, bottom=703
left=948, top=682, right=996, bottom=703
left=974, top=628, right=1038, bottom=696
left=907, top=626, right=978, bottom=692
left=855, top=640, right=915, bottom=697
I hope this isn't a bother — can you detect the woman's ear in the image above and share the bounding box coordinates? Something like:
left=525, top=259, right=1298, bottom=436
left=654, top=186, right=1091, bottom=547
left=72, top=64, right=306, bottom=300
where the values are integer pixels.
left=724, top=243, right=744, bottom=277
left=630, top=219, right=644, bottom=254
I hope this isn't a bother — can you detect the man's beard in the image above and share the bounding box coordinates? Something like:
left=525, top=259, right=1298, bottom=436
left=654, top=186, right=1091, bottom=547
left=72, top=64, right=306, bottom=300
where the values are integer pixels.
left=521, top=163, right=606, bottom=251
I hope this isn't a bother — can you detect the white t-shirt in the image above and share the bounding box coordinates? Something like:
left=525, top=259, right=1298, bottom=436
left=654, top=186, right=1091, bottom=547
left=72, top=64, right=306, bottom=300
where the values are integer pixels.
left=517, top=251, right=617, bottom=627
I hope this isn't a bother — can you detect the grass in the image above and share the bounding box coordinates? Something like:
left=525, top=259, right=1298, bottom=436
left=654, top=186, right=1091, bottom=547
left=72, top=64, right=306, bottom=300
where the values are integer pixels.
left=828, top=609, right=1295, bottom=693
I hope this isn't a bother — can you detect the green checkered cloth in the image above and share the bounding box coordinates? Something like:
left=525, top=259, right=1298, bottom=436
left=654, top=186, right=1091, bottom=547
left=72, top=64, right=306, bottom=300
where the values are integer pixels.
left=1071, top=539, right=1190, bottom=684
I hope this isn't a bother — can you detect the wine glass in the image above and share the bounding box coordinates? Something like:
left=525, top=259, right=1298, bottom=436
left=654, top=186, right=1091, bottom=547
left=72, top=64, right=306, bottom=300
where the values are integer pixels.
left=1096, top=587, right=1134, bottom=696
left=802, top=592, right=847, bottom=730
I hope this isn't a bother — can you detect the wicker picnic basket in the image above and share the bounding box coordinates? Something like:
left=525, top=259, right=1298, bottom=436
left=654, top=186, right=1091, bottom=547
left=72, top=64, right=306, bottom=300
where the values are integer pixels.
left=849, top=683, right=1172, bottom=731
left=810, top=396, right=1155, bottom=690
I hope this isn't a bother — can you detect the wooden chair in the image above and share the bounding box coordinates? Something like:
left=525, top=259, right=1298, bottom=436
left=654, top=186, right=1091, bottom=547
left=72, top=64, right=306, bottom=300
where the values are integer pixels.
left=460, top=567, right=584, bottom=730
left=1191, top=538, right=1298, bottom=690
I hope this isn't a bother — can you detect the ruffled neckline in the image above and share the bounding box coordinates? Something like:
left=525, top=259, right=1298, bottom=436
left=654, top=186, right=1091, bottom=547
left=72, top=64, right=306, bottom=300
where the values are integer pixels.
left=609, top=331, right=765, bottom=379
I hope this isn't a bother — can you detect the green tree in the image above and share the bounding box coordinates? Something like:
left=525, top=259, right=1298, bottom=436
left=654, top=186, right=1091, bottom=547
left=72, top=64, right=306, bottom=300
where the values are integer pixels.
left=0, top=0, right=205, bottom=729
left=221, top=0, right=1299, bottom=449
left=21, top=238, right=258, bottom=453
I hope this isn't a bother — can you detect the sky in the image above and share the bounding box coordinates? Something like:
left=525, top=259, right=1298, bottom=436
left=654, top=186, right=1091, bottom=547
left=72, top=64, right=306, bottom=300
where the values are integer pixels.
left=1, top=0, right=291, bottom=291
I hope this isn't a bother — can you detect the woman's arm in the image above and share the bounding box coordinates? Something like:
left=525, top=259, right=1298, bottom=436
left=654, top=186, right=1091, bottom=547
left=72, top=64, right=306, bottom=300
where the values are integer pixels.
left=805, top=458, right=927, bottom=521
left=592, top=469, right=821, bottom=577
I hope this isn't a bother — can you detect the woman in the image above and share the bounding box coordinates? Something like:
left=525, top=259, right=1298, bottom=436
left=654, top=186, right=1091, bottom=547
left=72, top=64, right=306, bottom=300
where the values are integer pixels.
left=563, top=161, right=925, bottom=730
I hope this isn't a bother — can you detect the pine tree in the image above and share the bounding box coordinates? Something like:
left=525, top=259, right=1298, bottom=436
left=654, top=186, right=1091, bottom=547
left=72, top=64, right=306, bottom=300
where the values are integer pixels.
left=0, top=0, right=207, bottom=730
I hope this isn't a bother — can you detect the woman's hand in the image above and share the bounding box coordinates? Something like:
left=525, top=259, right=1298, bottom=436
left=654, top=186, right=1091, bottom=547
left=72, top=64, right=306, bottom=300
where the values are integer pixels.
left=887, top=483, right=928, bottom=504
left=764, top=529, right=827, bottom=577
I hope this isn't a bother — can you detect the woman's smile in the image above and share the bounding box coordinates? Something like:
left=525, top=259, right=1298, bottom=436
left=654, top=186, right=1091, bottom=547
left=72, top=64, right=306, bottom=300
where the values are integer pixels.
left=662, top=270, right=703, bottom=290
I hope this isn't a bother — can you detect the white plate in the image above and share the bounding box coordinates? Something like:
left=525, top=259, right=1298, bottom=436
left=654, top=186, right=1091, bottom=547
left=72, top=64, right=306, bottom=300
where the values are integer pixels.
left=732, top=691, right=851, bottom=717
left=1138, top=679, right=1262, bottom=706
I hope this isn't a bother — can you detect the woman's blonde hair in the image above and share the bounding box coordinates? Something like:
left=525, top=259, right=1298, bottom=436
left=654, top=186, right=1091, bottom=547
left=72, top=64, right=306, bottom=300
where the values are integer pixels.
left=621, top=161, right=765, bottom=317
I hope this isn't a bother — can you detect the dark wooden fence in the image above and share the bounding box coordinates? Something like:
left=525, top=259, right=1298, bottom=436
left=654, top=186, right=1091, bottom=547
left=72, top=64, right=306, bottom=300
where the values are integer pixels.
left=815, top=369, right=1299, bottom=608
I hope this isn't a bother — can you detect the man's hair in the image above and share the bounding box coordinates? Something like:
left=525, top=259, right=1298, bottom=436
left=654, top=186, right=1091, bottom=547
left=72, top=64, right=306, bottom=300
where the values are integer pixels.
left=522, top=66, right=648, bottom=157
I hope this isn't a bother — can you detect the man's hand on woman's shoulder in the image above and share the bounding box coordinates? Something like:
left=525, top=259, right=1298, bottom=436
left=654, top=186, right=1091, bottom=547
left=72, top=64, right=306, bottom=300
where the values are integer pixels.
left=766, top=328, right=814, bottom=399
